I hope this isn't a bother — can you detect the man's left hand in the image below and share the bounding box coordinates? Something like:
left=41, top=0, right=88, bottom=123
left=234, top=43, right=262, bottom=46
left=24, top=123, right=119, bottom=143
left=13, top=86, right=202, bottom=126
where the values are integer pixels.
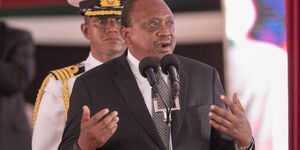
left=208, top=93, right=253, bottom=147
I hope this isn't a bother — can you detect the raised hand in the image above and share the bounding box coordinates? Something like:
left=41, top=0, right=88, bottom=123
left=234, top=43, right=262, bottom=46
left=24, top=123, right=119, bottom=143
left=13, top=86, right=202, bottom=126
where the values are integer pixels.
left=208, top=93, right=253, bottom=147
left=77, top=105, right=119, bottom=150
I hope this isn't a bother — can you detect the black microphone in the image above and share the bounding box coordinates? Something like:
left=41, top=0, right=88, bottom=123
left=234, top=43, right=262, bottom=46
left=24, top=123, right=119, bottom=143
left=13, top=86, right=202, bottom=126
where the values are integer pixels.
left=160, top=54, right=180, bottom=106
left=139, top=57, right=158, bottom=86
left=160, top=54, right=180, bottom=84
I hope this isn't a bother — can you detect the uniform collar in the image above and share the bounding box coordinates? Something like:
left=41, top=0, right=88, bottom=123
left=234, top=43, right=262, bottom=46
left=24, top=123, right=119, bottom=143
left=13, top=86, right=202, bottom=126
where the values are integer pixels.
left=84, top=52, right=103, bottom=71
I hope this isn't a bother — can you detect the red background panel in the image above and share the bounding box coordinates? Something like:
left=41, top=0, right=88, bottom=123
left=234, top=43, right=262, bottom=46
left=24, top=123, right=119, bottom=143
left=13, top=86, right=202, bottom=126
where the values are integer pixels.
left=0, top=0, right=67, bottom=8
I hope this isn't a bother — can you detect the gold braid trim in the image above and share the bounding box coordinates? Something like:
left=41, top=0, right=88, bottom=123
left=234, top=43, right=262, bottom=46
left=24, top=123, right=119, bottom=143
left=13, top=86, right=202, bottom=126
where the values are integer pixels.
left=62, top=79, right=70, bottom=117
left=33, top=65, right=82, bottom=125
left=33, top=74, right=52, bottom=127
left=51, top=65, right=80, bottom=80
left=84, top=10, right=122, bottom=16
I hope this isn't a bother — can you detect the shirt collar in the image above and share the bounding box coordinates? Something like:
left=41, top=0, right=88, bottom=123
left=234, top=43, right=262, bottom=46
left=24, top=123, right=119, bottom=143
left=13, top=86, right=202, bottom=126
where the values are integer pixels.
left=127, top=49, right=147, bottom=82
left=84, top=52, right=103, bottom=71
left=126, top=50, right=169, bottom=83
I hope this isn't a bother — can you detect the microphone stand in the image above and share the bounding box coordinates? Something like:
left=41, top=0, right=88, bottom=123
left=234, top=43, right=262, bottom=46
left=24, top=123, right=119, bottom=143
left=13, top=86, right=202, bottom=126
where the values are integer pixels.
left=152, top=82, right=180, bottom=150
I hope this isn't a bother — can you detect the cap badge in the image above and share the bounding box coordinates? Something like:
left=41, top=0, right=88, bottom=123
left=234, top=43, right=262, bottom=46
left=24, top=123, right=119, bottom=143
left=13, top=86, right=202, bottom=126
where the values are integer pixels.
left=100, top=0, right=121, bottom=7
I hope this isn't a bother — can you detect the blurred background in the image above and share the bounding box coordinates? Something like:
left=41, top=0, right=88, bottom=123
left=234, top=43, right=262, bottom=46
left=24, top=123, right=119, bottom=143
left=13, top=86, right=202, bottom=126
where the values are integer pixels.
left=0, top=0, right=287, bottom=149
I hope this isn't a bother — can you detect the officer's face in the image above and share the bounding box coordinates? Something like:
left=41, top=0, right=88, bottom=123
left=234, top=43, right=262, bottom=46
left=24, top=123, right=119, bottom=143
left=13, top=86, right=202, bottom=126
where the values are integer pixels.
left=121, top=0, right=176, bottom=61
left=82, top=17, right=126, bottom=60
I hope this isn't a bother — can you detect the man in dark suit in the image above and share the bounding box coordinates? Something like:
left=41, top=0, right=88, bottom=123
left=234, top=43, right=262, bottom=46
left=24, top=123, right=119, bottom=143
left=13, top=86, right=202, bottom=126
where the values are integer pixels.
left=59, top=0, right=254, bottom=149
left=0, top=21, right=35, bottom=150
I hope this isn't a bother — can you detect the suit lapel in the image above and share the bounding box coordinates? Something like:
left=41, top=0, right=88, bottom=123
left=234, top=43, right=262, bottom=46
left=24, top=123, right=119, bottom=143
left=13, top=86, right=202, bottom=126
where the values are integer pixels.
left=171, top=57, right=188, bottom=139
left=112, top=53, right=165, bottom=149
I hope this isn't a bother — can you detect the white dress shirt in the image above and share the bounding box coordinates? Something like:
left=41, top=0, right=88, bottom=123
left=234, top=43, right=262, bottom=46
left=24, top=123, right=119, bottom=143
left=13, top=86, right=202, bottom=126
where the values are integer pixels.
left=126, top=50, right=170, bottom=115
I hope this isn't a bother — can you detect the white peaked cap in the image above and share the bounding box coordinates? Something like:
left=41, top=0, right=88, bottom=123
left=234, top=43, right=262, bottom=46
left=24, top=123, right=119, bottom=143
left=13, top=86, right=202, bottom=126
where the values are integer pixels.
left=67, top=0, right=85, bottom=7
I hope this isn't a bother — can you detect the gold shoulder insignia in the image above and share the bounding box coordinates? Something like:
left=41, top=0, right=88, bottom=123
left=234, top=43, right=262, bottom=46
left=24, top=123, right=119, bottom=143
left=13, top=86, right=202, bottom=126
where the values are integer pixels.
left=50, top=64, right=85, bottom=80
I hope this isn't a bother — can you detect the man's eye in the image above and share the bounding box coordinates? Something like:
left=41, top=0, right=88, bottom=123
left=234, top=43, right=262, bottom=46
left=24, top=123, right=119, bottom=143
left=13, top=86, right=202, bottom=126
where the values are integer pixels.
left=116, top=18, right=121, bottom=24
left=98, top=19, right=107, bottom=24
left=166, top=20, right=174, bottom=28
left=149, top=21, right=159, bottom=27
left=146, top=21, right=159, bottom=30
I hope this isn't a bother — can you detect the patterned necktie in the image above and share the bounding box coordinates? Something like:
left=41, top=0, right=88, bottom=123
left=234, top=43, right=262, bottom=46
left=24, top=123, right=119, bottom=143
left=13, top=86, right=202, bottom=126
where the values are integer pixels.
left=152, top=69, right=171, bottom=148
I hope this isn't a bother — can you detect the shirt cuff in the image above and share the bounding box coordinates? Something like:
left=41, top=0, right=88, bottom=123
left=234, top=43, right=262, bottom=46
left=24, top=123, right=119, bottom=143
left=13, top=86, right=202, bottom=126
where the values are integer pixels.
left=234, top=137, right=255, bottom=150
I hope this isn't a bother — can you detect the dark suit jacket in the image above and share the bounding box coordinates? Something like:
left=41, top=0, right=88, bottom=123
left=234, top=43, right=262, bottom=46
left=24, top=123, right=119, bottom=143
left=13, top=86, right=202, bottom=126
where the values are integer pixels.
left=59, top=51, right=236, bottom=150
left=0, top=21, right=34, bottom=150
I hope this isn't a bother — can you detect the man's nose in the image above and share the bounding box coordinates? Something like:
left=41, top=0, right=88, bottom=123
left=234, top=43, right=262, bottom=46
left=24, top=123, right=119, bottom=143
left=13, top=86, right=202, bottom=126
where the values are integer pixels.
left=157, top=25, right=172, bottom=37
left=105, top=18, right=120, bottom=32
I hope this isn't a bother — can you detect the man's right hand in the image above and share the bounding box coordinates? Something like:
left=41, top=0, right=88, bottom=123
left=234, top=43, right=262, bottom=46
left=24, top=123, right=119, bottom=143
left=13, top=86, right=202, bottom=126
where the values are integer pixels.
left=77, top=105, right=119, bottom=150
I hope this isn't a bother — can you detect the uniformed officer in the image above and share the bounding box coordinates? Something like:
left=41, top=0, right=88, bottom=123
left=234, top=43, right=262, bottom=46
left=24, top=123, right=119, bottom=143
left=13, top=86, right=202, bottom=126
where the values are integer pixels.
left=32, top=0, right=126, bottom=150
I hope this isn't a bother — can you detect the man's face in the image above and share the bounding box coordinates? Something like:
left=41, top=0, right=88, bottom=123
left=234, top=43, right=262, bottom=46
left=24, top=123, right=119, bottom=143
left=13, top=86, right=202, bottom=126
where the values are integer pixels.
left=83, top=17, right=126, bottom=59
left=122, top=0, right=176, bottom=61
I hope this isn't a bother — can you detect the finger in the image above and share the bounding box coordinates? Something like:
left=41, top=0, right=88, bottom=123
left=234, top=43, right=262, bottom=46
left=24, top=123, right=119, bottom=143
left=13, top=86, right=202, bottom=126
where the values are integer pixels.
left=97, top=111, right=118, bottom=130
left=91, top=108, right=110, bottom=125
left=99, top=117, right=119, bottom=137
left=233, top=93, right=245, bottom=112
left=220, top=95, right=241, bottom=115
left=210, top=105, right=235, bottom=122
left=209, top=120, right=230, bottom=135
left=100, top=123, right=118, bottom=140
left=81, top=105, right=90, bottom=123
left=96, top=116, right=119, bottom=143
left=208, top=112, right=232, bottom=128
left=106, top=116, right=119, bottom=129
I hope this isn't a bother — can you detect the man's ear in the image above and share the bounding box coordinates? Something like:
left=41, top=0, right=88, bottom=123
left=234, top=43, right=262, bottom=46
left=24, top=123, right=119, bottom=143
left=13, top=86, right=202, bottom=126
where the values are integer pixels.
left=81, top=23, right=90, bottom=40
left=121, top=26, right=132, bottom=45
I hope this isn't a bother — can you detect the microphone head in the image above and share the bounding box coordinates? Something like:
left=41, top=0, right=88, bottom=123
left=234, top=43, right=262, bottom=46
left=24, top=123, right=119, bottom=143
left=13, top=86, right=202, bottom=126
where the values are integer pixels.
left=139, top=57, right=158, bottom=78
left=160, top=54, right=180, bottom=74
